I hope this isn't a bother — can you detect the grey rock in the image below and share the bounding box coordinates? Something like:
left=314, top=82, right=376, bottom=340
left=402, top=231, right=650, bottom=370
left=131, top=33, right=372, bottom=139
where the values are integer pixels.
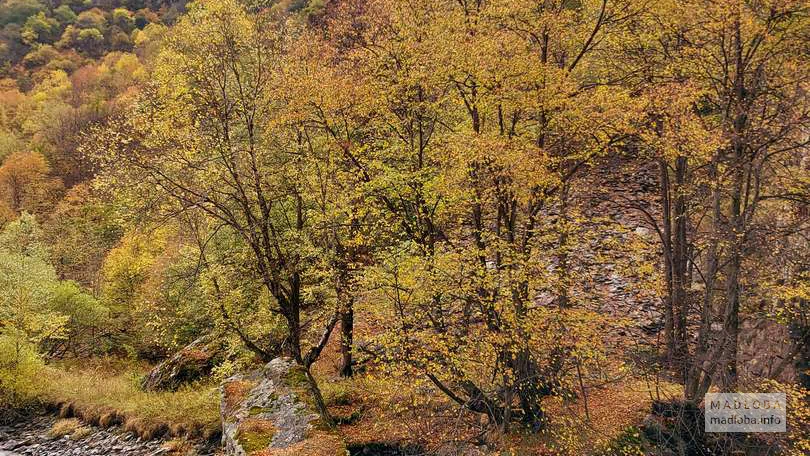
left=220, top=357, right=323, bottom=456
left=0, top=441, right=20, bottom=451
left=142, top=334, right=228, bottom=392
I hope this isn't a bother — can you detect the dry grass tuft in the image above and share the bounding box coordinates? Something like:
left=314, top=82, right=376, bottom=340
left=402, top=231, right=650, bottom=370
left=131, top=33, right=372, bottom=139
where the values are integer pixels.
left=162, top=437, right=197, bottom=455
left=49, top=418, right=92, bottom=441
left=99, top=410, right=124, bottom=427
left=49, top=418, right=81, bottom=438
left=170, top=422, right=188, bottom=436
left=69, top=425, right=93, bottom=440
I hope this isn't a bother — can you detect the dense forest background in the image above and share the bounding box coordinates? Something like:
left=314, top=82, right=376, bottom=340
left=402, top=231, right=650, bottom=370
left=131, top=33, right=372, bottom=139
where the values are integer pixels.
left=0, top=0, right=808, bottom=455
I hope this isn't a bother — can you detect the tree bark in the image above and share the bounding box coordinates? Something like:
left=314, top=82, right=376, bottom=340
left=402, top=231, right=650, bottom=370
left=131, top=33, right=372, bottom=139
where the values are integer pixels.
left=339, top=304, right=354, bottom=377
left=672, top=156, right=689, bottom=370
left=659, top=159, right=676, bottom=362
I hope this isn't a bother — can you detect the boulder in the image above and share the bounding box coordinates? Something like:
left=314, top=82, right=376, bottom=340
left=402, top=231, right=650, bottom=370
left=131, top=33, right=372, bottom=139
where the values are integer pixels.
left=142, top=334, right=225, bottom=392
left=220, top=357, right=346, bottom=456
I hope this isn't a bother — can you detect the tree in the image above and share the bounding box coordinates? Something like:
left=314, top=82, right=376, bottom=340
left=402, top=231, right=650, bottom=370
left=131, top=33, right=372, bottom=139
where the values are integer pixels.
left=0, top=214, right=104, bottom=410
left=622, top=0, right=810, bottom=404
left=274, top=30, right=383, bottom=378
left=45, top=280, right=108, bottom=358
left=0, top=151, right=63, bottom=217
left=92, top=0, right=344, bottom=423
left=75, top=9, right=107, bottom=32
left=98, top=228, right=167, bottom=357
left=21, top=12, right=60, bottom=45
left=633, top=82, right=719, bottom=369
left=75, top=27, right=104, bottom=55
left=44, top=183, right=122, bottom=290
left=0, top=213, right=67, bottom=348
left=318, top=0, right=641, bottom=429
left=112, top=8, right=136, bottom=32
left=53, top=5, right=78, bottom=26
left=0, top=0, right=45, bottom=28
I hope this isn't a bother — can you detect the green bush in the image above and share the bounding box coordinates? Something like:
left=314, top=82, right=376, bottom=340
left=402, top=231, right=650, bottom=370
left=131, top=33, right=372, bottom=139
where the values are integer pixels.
left=0, top=334, right=44, bottom=411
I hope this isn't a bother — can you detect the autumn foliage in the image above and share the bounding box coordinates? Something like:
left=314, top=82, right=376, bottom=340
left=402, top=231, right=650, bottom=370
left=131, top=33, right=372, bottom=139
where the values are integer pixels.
left=0, top=1, right=808, bottom=455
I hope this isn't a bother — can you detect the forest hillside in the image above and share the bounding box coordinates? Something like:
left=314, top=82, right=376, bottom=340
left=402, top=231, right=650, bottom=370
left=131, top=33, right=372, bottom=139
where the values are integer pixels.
left=0, top=1, right=808, bottom=455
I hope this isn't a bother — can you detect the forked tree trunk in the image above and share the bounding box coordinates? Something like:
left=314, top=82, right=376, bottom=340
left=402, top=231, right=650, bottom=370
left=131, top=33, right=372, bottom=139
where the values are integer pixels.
left=684, top=161, right=721, bottom=402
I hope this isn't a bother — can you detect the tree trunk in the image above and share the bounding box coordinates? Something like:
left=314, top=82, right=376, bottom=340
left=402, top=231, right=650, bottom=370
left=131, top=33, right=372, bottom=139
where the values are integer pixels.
left=285, top=281, right=303, bottom=364
left=720, top=11, right=747, bottom=392
left=722, top=245, right=741, bottom=389
left=339, top=304, right=354, bottom=377
left=305, top=367, right=335, bottom=428
left=685, top=160, right=721, bottom=402
left=672, top=156, right=689, bottom=370
left=659, top=160, right=676, bottom=362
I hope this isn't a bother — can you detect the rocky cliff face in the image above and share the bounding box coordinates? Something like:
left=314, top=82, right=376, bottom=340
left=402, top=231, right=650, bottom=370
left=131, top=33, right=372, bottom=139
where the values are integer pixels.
left=220, top=357, right=345, bottom=456
left=581, top=157, right=805, bottom=386
left=738, top=318, right=801, bottom=384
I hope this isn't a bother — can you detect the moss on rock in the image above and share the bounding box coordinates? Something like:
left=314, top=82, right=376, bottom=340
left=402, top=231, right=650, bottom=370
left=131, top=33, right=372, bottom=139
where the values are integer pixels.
left=249, top=404, right=276, bottom=416
left=236, top=419, right=276, bottom=454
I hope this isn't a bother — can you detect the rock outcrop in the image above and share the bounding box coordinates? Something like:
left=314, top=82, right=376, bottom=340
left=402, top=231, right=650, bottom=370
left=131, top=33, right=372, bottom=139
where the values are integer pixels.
left=220, top=357, right=345, bottom=456
left=142, top=334, right=225, bottom=392
left=738, top=318, right=800, bottom=383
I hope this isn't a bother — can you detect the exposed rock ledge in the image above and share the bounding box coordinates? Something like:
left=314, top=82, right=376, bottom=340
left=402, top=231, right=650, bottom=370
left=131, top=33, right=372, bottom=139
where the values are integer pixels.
left=220, top=357, right=345, bottom=456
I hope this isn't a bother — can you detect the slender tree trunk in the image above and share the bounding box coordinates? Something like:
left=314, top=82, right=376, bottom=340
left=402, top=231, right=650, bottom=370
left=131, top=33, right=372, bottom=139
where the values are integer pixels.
left=659, top=160, right=676, bottom=362
left=285, top=275, right=303, bottom=363
left=722, top=240, right=742, bottom=389
left=333, top=230, right=357, bottom=378
left=722, top=264, right=741, bottom=388
left=305, top=367, right=335, bottom=428
left=339, top=303, right=354, bottom=377
left=721, top=16, right=746, bottom=390
left=672, top=156, right=689, bottom=371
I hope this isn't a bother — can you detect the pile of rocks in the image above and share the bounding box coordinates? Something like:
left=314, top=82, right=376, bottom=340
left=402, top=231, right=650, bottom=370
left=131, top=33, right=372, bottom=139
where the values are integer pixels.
left=0, top=416, right=173, bottom=456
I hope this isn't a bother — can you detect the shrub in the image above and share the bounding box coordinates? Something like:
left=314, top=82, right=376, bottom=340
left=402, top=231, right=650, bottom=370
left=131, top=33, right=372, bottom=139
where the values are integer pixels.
left=0, top=334, right=44, bottom=412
